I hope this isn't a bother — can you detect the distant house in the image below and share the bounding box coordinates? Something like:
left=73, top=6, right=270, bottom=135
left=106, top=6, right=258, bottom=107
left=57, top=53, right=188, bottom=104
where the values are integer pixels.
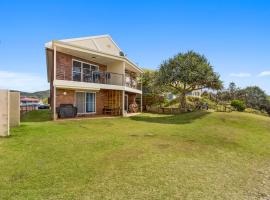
left=20, top=96, right=40, bottom=112
left=45, top=35, right=143, bottom=119
left=167, top=90, right=202, bottom=100
left=20, top=97, right=40, bottom=105
left=186, top=90, right=202, bottom=98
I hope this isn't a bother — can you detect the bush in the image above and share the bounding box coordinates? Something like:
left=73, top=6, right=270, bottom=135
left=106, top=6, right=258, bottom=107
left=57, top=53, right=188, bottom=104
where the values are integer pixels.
left=245, top=108, right=268, bottom=116
left=186, top=96, right=200, bottom=103
left=231, top=100, right=246, bottom=112
left=266, top=106, right=270, bottom=116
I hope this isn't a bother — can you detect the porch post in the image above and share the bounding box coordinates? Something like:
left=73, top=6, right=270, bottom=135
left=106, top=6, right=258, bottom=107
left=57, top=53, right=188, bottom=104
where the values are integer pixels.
left=140, top=76, right=143, bottom=112
left=140, top=94, right=143, bottom=113
left=53, top=45, right=57, bottom=120
left=122, top=90, right=125, bottom=116
left=122, top=61, right=126, bottom=116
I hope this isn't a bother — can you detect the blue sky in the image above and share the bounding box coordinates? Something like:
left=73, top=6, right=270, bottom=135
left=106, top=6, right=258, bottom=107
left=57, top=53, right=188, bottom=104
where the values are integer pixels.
left=0, top=0, right=269, bottom=94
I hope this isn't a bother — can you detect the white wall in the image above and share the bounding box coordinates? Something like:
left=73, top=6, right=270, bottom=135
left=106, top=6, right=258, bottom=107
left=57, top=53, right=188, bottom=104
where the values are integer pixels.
left=107, top=61, right=124, bottom=74
left=94, top=37, right=120, bottom=56
left=0, top=90, right=20, bottom=137
left=64, top=36, right=120, bottom=56
left=9, top=92, right=20, bottom=127
left=107, top=61, right=124, bottom=86
left=68, top=39, right=97, bottom=51
left=0, top=90, right=9, bottom=137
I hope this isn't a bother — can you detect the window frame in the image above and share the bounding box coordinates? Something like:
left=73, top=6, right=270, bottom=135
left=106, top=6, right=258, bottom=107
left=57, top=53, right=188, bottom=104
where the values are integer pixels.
left=72, top=60, right=82, bottom=82
left=72, top=59, right=99, bottom=82
left=75, top=91, right=96, bottom=114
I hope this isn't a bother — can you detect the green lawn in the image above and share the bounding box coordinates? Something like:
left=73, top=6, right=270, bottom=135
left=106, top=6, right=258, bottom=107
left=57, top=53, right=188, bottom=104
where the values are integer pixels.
left=1, top=110, right=270, bottom=200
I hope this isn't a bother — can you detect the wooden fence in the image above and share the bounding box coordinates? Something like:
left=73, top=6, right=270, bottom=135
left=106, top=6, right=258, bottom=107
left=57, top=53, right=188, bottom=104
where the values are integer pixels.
left=146, top=104, right=231, bottom=114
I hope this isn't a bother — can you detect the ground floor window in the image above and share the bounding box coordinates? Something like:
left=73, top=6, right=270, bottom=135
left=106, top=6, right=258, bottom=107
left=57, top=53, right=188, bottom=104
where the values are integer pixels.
left=76, top=92, right=96, bottom=113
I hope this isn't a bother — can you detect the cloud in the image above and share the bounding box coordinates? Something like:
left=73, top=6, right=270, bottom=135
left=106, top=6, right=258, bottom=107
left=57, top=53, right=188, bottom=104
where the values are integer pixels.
left=0, top=71, right=49, bottom=92
left=229, top=73, right=251, bottom=78
left=258, top=71, right=270, bottom=77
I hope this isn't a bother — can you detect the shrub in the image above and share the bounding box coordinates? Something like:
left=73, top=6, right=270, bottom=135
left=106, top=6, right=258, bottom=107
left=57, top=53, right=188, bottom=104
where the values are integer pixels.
left=186, top=96, right=200, bottom=103
left=266, top=106, right=270, bottom=116
left=245, top=108, right=268, bottom=116
left=231, top=100, right=246, bottom=112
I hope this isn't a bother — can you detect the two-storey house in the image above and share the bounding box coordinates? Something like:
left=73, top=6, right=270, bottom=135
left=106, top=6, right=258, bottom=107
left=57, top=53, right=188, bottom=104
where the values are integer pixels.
left=45, top=35, right=143, bottom=119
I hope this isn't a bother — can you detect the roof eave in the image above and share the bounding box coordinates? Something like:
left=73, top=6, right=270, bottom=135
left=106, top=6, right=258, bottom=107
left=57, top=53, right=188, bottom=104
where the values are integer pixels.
left=51, top=40, right=144, bottom=73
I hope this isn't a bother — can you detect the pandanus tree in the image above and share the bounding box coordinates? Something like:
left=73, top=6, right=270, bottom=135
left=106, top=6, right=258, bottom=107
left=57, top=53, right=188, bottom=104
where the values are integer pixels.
left=156, top=51, right=223, bottom=110
left=140, top=69, right=167, bottom=106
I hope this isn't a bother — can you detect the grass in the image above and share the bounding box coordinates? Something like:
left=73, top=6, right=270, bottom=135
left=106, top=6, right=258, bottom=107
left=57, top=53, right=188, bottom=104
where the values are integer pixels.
left=1, top=110, right=270, bottom=199
left=20, top=110, right=52, bottom=122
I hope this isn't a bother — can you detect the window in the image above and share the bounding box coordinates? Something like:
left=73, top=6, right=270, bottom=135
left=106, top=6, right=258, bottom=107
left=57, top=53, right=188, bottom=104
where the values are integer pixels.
left=72, top=61, right=81, bottom=81
left=83, top=63, right=91, bottom=82
left=76, top=92, right=96, bottom=113
left=72, top=60, right=99, bottom=82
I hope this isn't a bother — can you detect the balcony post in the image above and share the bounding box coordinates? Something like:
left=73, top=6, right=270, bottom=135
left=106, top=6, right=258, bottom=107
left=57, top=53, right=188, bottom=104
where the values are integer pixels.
left=123, top=62, right=126, bottom=86
left=53, top=45, right=57, bottom=120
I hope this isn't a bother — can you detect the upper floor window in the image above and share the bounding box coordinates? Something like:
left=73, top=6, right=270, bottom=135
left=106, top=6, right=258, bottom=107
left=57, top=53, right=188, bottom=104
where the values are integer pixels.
left=72, top=60, right=99, bottom=82
left=72, top=61, right=81, bottom=81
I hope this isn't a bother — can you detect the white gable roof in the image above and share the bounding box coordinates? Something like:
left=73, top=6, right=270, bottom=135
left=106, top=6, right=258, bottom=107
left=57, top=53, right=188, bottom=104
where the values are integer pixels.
left=46, top=35, right=122, bottom=56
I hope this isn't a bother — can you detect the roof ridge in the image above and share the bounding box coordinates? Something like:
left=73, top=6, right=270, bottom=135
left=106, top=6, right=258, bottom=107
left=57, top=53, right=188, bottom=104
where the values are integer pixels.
left=60, top=34, right=111, bottom=42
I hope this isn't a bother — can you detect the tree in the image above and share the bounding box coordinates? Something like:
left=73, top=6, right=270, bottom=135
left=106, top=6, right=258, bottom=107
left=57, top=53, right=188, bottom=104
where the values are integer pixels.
left=241, top=86, right=269, bottom=111
left=156, top=51, right=223, bottom=109
left=228, top=82, right=238, bottom=100
left=231, top=100, right=246, bottom=112
left=140, top=69, right=158, bottom=94
left=140, top=69, right=166, bottom=107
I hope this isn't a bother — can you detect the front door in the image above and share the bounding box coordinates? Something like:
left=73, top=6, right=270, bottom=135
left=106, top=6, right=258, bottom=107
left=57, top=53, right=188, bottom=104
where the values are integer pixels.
left=124, top=95, right=128, bottom=112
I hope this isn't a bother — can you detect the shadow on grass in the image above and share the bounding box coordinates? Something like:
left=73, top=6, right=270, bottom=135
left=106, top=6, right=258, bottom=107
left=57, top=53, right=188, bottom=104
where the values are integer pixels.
left=130, top=111, right=210, bottom=124
left=21, top=110, right=52, bottom=122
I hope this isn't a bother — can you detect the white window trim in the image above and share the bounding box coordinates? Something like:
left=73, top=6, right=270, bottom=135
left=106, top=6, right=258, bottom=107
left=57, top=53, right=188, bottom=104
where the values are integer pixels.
left=75, top=91, right=96, bottom=114
left=72, top=59, right=99, bottom=82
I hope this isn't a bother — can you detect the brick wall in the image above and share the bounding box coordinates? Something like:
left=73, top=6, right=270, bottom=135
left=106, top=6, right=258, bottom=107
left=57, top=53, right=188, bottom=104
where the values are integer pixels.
left=56, top=89, right=75, bottom=107
left=96, top=90, right=107, bottom=115
left=56, top=52, right=72, bottom=80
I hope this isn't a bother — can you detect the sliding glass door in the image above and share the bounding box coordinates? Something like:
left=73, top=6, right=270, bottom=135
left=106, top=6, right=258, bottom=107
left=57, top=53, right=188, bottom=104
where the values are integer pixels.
left=76, top=92, right=96, bottom=114
left=76, top=92, right=85, bottom=113
left=86, top=93, right=96, bottom=113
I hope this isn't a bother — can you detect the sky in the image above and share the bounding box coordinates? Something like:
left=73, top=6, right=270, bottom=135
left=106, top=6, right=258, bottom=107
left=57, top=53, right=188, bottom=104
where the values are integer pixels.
left=0, top=0, right=269, bottom=94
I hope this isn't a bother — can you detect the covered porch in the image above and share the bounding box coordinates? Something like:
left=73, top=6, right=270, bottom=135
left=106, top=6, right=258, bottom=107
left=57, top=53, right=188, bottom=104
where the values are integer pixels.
left=55, top=88, right=142, bottom=119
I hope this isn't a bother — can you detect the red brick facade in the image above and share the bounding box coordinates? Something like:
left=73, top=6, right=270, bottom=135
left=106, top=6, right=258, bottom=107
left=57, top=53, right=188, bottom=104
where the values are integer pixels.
left=56, top=53, right=72, bottom=80
left=96, top=90, right=107, bottom=115
left=56, top=89, right=75, bottom=107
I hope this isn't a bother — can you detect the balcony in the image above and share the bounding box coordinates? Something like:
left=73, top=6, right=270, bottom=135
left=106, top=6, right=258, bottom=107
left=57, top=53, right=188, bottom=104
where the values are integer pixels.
left=125, top=71, right=142, bottom=91
left=73, top=71, right=124, bottom=86
left=125, top=76, right=141, bottom=90
left=56, top=69, right=141, bottom=91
